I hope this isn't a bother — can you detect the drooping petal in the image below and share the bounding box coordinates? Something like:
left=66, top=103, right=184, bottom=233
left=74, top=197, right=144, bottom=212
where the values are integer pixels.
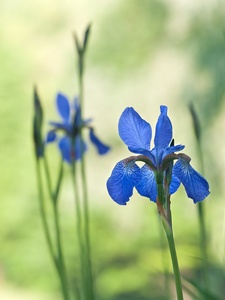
left=169, top=173, right=181, bottom=195
left=58, top=136, right=72, bottom=163
left=56, top=93, right=70, bottom=123
left=46, top=130, right=57, bottom=143
left=154, top=105, right=172, bottom=152
left=74, top=135, right=87, bottom=160
left=173, top=158, right=210, bottom=203
left=118, top=107, right=152, bottom=153
left=107, top=160, right=141, bottom=205
left=89, top=128, right=110, bottom=155
left=135, top=164, right=157, bottom=202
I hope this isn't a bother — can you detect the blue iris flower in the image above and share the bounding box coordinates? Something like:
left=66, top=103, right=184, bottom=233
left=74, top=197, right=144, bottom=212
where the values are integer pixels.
left=107, top=106, right=210, bottom=205
left=46, top=93, right=110, bottom=163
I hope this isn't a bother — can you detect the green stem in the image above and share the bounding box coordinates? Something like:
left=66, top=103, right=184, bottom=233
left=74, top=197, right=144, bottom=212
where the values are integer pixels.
left=198, top=202, right=208, bottom=279
left=53, top=161, right=70, bottom=300
left=53, top=202, right=70, bottom=300
left=78, top=49, right=94, bottom=300
left=43, top=158, right=70, bottom=300
left=162, top=218, right=184, bottom=300
left=71, top=162, right=87, bottom=300
left=157, top=215, right=170, bottom=296
left=81, top=156, right=94, bottom=300
left=157, top=178, right=183, bottom=300
left=196, top=141, right=209, bottom=288
left=35, top=158, right=57, bottom=269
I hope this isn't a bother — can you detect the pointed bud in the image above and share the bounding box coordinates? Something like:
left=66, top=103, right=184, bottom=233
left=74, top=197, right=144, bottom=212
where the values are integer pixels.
left=73, top=24, right=92, bottom=78
left=33, top=86, right=44, bottom=158
left=83, top=23, right=91, bottom=54
left=73, top=32, right=82, bottom=55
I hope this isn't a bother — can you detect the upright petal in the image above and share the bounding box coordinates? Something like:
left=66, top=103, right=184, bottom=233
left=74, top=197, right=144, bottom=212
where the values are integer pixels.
left=162, top=144, right=185, bottom=160
left=89, top=128, right=110, bottom=155
left=73, top=97, right=82, bottom=128
left=118, top=107, right=152, bottom=152
left=56, top=93, right=70, bottom=123
left=107, top=160, right=141, bottom=205
left=135, top=165, right=157, bottom=202
left=173, top=158, right=210, bottom=203
left=154, top=106, right=172, bottom=152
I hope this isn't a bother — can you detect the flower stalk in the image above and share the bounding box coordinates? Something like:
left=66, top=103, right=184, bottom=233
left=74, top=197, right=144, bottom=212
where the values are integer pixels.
left=44, top=157, right=70, bottom=300
left=157, top=184, right=184, bottom=300
left=74, top=24, right=95, bottom=300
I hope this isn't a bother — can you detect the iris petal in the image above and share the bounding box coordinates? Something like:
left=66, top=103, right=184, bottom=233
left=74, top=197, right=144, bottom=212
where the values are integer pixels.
left=46, top=130, right=56, bottom=143
left=49, top=121, right=71, bottom=133
left=135, top=165, right=157, bottom=202
left=74, top=97, right=82, bottom=127
left=162, top=144, right=185, bottom=160
left=173, top=159, right=210, bottom=203
left=107, top=160, right=141, bottom=205
left=169, top=173, right=181, bottom=195
left=89, top=128, right=110, bottom=154
left=75, top=135, right=87, bottom=160
left=154, top=106, right=172, bottom=151
left=58, top=136, right=71, bottom=163
left=56, top=93, right=70, bottom=123
left=128, top=147, right=156, bottom=164
left=118, top=107, right=152, bottom=152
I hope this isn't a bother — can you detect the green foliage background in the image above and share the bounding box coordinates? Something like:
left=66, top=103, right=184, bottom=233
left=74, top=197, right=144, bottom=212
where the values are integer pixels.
left=0, top=0, right=225, bottom=299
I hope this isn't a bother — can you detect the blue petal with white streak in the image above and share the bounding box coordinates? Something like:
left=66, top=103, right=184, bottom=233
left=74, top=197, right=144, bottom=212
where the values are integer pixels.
left=135, top=164, right=181, bottom=202
left=107, top=160, right=142, bottom=205
left=173, top=158, right=210, bottom=203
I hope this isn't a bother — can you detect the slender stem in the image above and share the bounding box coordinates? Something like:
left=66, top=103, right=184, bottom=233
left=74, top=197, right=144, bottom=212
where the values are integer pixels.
left=157, top=215, right=170, bottom=295
left=157, top=177, right=183, bottom=300
left=35, top=158, right=57, bottom=269
left=43, top=155, right=53, bottom=200
left=196, top=142, right=209, bottom=288
left=71, top=162, right=87, bottom=300
left=78, top=51, right=94, bottom=300
left=53, top=161, right=70, bottom=300
left=43, top=157, right=70, bottom=300
left=53, top=202, right=70, bottom=300
left=189, top=104, right=209, bottom=288
left=198, top=201, right=208, bottom=283
left=80, top=156, right=94, bottom=299
left=162, top=218, right=184, bottom=300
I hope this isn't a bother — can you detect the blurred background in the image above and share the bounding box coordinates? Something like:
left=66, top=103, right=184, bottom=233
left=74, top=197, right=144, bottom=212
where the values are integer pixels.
left=1, top=0, right=225, bottom=299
